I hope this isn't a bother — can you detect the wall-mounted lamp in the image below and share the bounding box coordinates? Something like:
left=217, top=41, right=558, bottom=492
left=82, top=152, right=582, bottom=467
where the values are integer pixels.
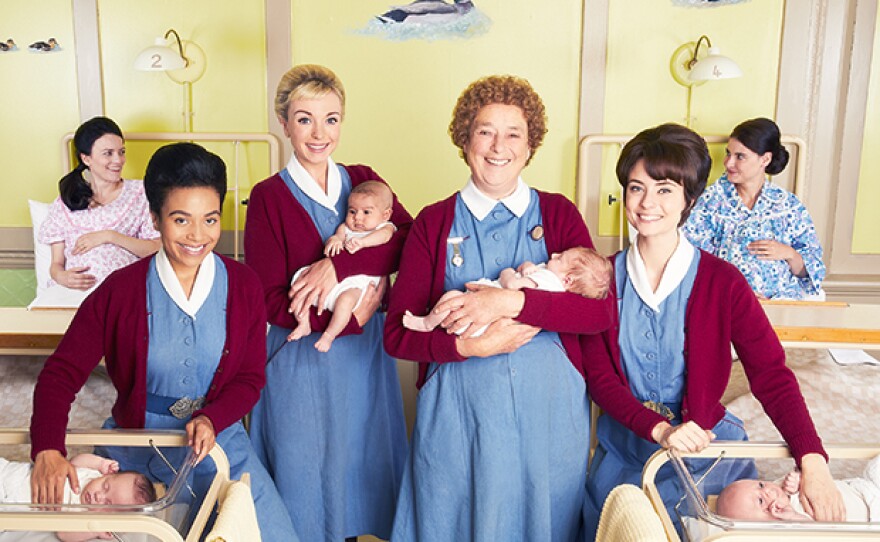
left=670, top=35, right=742, bottom=127
left=134, top=29, right=206, bottom=132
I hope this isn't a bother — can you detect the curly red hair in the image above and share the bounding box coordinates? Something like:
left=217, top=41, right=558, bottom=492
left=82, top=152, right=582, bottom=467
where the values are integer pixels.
left=449, top=75, right=547, bottom=166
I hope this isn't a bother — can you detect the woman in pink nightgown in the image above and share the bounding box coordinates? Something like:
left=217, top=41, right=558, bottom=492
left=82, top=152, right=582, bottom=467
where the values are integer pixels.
left=39, top=117, right=159, bottom=291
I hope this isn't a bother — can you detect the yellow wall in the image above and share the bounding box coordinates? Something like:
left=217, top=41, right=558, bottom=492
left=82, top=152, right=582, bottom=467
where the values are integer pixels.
left=597, top=0, right=784, bottom=236
left=852, top=5, right=880, bottom=254
left=289, top=0, right=584, bottom=214
left=1, top=2, right=271, bottom=229
left=98, top=0, right=270, bottom=229
left=0, top=0, right=79, bottom=226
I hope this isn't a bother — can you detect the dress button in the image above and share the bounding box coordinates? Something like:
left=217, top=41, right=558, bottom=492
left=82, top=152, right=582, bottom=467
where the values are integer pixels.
left=646, top=331, right=654, bottom=339
left=492, top=232, right=501, bottom=241
left=650, top=392, right=658, bottom=399
left=511, top=368, right=517, bottom=376
left=184, top=337, right=193, bottom=346
left=495, top=257, right=503, bottom=266
left=646, top=352, right=655, bottom=361
left=643, top=308, right=652, bottom=317
left=184, top=358, right=195, bottom=367
left=182, top=317, right=191, bottom=325
left=182, top=376, right=192, bottom=385
left=492, top=211, right=501, bottom=220
left=647, top=372, right=655, bottom=380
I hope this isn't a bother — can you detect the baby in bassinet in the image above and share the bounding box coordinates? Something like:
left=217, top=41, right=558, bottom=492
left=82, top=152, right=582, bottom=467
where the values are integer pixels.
left=403, top=246, right=612, bottom=337
left=717, top=454, right=880, bottom=522
left=1, top=453, right=156, bottom=541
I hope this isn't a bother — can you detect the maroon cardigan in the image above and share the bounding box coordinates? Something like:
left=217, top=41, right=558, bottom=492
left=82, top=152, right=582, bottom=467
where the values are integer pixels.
left=244, top=165, right=412, bottom=333
left=583, top=250, right=826, bottom=464
left=30, top=254, right=267, bottom=459
left=384, top=190, right=613, bottom=388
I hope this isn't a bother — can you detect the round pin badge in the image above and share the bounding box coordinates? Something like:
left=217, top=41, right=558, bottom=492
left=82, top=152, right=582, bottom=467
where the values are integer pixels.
left=530, top=225, right=544, bottom=241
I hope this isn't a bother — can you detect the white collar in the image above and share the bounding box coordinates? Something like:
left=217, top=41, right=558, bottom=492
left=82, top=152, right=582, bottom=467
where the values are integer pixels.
left=155, top=247, right=216, bottom=319
left=285, top=154, right=341, bottom=213
left=626, top=231, right=695, bottom=313
left=459, top=177, right=530, bottom=220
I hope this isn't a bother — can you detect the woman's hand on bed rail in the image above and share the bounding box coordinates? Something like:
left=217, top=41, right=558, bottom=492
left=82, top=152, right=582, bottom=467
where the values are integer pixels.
left=799, top=453, right=845, bottom=522
left=652, top=421, right=715, bottom=453
left=187, top=415, right=216, bottom=464
left=31, top=449, right=79, bottom=505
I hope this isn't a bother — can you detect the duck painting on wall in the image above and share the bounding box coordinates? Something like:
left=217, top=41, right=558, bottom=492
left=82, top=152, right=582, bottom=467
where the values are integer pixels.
left=28, top=38, right=60, bottom=52
left=359, top=0, right=491, bottom=41
left=0, top=39, right=17, bottom=52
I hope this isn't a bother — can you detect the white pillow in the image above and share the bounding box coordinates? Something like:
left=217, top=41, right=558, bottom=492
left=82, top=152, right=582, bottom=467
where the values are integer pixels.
left=28, top=199, right=52, bottom=296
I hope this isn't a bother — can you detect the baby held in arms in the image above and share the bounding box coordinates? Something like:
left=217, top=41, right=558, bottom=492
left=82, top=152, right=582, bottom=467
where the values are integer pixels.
left=288, top=181, right=395, bottom=352
left=717, top=454, right=880, bottom=522
left=404, top=246, right=612, bottom=336
left=1, top=452, right=155, bottom=542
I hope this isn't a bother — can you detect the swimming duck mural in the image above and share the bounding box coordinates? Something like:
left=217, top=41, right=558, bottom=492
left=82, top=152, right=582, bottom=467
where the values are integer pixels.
left=362, top=0, right=490, bottom=41
left=29, top=38, right=59, bottom=52
left=0, top=39, right=16, bottom=52
left=376, top=0, right=474, bottom=25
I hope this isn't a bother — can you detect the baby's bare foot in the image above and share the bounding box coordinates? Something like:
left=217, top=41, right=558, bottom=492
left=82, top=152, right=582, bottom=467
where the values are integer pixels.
left=315, top=333, right=334, bottom=352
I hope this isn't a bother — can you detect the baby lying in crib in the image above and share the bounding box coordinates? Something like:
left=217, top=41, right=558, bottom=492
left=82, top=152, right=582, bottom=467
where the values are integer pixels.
left=716, top=454, right=880, bottom=522
left=1, top=452, right=156, bottom=541
left=403, top=246, right=612, bottom=336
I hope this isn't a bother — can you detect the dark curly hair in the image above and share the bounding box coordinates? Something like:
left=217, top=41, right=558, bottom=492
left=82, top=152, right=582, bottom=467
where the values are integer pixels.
left=449, top=75, right=547, bottom=166
left=730, top=117, right=790, bottom=175
left=144, top=143, right=227, bottom=216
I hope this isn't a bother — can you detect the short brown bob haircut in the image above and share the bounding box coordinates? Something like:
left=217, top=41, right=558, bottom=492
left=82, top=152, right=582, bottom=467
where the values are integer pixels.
left=616, top=123, right=711, bottom=226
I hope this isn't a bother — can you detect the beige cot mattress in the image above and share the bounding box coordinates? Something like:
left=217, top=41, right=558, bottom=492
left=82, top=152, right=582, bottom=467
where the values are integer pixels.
left=723, top=348, right=880, bottom=479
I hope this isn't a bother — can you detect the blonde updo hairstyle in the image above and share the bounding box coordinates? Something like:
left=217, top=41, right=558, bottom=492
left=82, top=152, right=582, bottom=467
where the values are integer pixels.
left=449, top=75, right=547, bottom=166
left=275, top=64, right=346, bottom=122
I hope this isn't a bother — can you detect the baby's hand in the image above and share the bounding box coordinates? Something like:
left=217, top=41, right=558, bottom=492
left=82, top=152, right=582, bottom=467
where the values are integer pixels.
left=518, top=262, right=538, bottom=276
left=783, top=469, right=801, bottom=495
left=98, top=459, right=119, bottom=475
left=345, top=238, right=363, bottom=254
left=324, top=237, right=344, bottom=257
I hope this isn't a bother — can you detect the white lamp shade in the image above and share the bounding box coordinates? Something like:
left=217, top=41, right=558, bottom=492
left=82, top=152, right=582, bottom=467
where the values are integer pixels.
left=689, top=47, right=743, bottom=81
left=134, top=37, right=186, bottom=71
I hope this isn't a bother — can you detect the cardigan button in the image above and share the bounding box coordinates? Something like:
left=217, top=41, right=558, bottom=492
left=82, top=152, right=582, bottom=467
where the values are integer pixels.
left=681, top=408, right=688, bottom=416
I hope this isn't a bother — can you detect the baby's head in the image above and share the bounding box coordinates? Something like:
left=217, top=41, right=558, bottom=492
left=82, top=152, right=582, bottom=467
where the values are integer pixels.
left=716, top=479, right=797, bottom=521
left=346, top=181, right=393, bottom=232
left=81, top=471, right=156, bottom=506
left=547, top=247, right=612, bottom=299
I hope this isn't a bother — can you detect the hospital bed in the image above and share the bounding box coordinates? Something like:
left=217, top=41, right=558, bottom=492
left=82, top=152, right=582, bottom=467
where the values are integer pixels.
left=0, top=429, right=233, bottom=542
left=641, top=442, right=880, bottom=541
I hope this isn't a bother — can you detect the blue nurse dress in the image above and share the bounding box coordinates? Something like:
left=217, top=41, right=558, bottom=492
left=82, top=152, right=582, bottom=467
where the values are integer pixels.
left=584, top=248, right=756, bottom=539
left=248, top=166, right=408, bottom=541
left=102, top=255, right=298, bottom=540
left=391, top=192, right=591, bottom=542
